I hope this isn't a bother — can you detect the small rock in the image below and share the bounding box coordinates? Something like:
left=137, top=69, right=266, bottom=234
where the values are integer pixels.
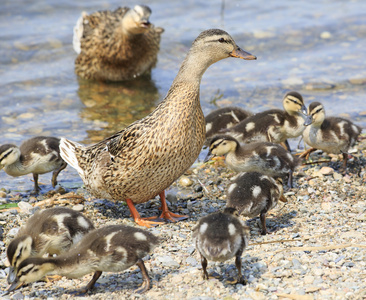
left=319, top=166, right=334, bottom=175
left=179, top=176, right=193, bottom=187
left=333, top=172, right=343, bottom=180
left=7, top=228, right=19, bottom=237
left=0, top=191, right=7, bottom=198
left=18, top=201, right=33, bottom=214
left=72, top=204, right=84, bottom=212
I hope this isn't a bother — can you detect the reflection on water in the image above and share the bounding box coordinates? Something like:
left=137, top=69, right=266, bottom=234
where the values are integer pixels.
left=77, top=77, right=162, bottom=143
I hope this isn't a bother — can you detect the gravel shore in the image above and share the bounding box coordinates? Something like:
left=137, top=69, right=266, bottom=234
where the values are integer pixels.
left=0, top=139, right=366, bottom=300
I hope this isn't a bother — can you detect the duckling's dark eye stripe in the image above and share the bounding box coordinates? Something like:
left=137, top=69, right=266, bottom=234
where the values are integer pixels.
left=0, top=149, right=12, bottom=161
left=286, top=96, right=301, bottom=105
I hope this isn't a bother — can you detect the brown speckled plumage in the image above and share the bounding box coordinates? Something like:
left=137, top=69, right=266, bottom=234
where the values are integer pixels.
left=74, top=5, right=164, bottom=81
left=223, top=91, right=307, bottom=145
left=61, top=29, right=257, bottom=226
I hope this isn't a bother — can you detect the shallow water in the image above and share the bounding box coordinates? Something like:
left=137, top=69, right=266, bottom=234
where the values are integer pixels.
left=1, top=0, right=366, bottom=192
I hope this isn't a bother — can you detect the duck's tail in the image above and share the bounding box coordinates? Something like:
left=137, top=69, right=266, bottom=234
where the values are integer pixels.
left=59, top=138, right=85, bottom=178
left=73, top=12, right=87, bottom=54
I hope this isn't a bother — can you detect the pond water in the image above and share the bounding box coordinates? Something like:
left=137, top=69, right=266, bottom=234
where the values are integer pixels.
left=1, top=0, right=366, bottom=192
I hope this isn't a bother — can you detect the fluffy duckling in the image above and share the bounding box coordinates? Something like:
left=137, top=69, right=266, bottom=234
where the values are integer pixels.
left=222, top=91, right=307, bottom=149
left=192, top=207, right=249, bottom=284
left=60, top=29, right=257, bottom=227
left=205, top=106, right=252, bottom=140
left=0, top=137, right=67, bottom=194
left=301, top=102, right=362, bottom=169
left=74, top=5, right=164, bottom=81
left=205, top=135, right=299, bottom=187
left=226, top=172, right=286, bottom=235
left=6, top=207, right=94, bottom=284
left=8, top=225, right=159, bottom=294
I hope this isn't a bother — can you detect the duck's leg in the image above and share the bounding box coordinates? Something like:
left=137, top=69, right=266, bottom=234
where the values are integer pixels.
left=135, top=259, right=151, bottom=293
left=288, top=170, right=294, bottom=188
left=259, top=211, right=268, bottom=235
left=298, top=147, right=316, bottom=160
left=51, top=161, right=67, bottom=187
left=235, top=252, right=246, bottom=285
left=74, top=271, right=102, bottom=295
left=154, top=191, right=188, bottom=222
left=200, top=254, right=209, bottom=280
left=31, top=173, right=41, bottom=194
left=126, top=198, right=164, bottom=228
left=281, top=140, right=291, bottom=152
left=341, top=152, right=349, bottom=173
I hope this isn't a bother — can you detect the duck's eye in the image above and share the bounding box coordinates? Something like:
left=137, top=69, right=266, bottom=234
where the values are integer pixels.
left=218, top=38, right=225, bottom=43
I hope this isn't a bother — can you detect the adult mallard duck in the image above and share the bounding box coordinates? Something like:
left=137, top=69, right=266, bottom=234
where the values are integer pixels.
left=192, top=207, right=249, bottom=284
left=73, top=5, right=164, bottom=81
left=0, top=137, right=67, bottom=194
left=7, top=225, right=159, bottom=294
left=222, top=91, right=307, bottom=150
left=226, top=172, right=286, bottom=235
left=205, top=134, right=299, bottom=187
left=7, top=207, right=94, bottom=284
left=301, top=102, right=362, bottom=169
left=205, top=106, right=252, bottom=140
left=60, top=29, right=257, bottom=227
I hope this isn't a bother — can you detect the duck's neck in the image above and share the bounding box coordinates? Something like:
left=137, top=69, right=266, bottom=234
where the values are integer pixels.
left=50, top=254, right=93, bottom=278
left=172, top=48, right=218, bottom=86
left=3, top=159, right=28, bottom=176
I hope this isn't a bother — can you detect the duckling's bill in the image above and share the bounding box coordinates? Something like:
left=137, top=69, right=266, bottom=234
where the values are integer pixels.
left=6, top=279, right=23, bottom=293
left=304, top=114, right=313, bottom=126
left=229, top=47, right=256, bottom=60
left=7, top=267, right=16, bottom=284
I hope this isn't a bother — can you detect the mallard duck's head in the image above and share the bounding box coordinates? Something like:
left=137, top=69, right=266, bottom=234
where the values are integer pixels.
left=7, top=257, right=54, bottom=292
left=204, top=134, right=238, bottom=162
left=304, top=102, right=325, bottom=126
left=124, top=5, right=152, bottom=34
left=6, top=235, right=33, bottom=284
left=0, top=144, right=20, bottom=169
left=190, top=29, right=257, bottom=64
left=283, top=91, right=307, bottom=116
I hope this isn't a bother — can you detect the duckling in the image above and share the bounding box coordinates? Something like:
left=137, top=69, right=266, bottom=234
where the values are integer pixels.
left=204, top=134, right=299, bottom=187
left=226, top=172, right=286, bottom=235
left=301, top=102, right=362, bottom=169
left=222, top=91, right=307, bottom=150
left=73, top=5, right=164, bottom=81
left=60, top=29, right=257, bottom=227
left=192, top=207, right=249, bottom=284
left=0, top=136, right=67, bottom=194
left=6, top=207, right=94, bottom=284
left=8, top=225, right=159, bottom=294
left=205, top=106, right=252, bottom=140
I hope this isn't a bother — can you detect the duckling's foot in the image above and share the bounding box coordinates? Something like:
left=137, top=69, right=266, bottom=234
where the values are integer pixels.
left=45, top=275, right=63, bottom=284
left=297, top=147, right=316, bottom=160
left=71, top=271, right=102, bottom=295
left=134, top=259, right=151, bottom=294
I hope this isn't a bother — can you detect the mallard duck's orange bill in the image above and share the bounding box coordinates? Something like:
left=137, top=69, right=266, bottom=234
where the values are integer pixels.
left=230, top=47, right=257, bottom=60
